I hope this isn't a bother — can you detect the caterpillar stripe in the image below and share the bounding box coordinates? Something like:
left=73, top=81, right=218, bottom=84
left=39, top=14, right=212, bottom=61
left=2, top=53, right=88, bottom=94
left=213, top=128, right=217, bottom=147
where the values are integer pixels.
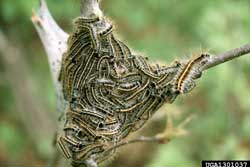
left=174, top=53, right=210, bottom=94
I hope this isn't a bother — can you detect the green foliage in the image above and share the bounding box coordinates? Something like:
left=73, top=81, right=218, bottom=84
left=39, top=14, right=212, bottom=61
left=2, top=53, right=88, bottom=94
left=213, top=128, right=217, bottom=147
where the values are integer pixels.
left=0, top=122, right=26, bottom=157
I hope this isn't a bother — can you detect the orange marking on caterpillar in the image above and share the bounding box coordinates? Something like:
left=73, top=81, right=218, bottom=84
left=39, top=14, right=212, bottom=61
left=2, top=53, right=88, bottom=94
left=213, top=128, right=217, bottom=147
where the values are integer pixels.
left=176, top=53, right=208, bottom=92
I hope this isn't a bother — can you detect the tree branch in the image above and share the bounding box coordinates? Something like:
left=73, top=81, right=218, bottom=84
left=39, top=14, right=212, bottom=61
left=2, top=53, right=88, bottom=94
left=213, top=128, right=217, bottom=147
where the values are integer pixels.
left=31, top=0, right=68, bottom=83
left=80, top=0, right=103, bottom=18
left=202, top=43, right=250, bottom=71
left=31, top=0, right=69, bottom=113
left=31, top=1, right=102, bottom=167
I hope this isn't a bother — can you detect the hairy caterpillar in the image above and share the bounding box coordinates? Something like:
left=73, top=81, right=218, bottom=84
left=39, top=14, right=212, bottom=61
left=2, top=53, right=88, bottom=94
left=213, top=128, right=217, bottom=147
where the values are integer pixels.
left=172, top=53, right=210, bottom=94
left=57, top=14, right=210, bottom=166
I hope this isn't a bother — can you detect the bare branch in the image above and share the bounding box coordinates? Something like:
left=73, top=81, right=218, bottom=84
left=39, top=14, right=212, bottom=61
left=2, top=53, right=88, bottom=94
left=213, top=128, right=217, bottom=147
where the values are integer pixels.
left=31, top=1, right=103, bottom=166
left=105, top=114, right=195, bottom=154
left=80, top=0, right=103, bottom=18
left=31, top=0, right=105, bottom=115
left=202, top=43, right=250, bottom=71
left=31, top=0, right=69, bottom=113
left=31, top=0, right=68, bottom=82
left=31, top=1, right=70, bottom=166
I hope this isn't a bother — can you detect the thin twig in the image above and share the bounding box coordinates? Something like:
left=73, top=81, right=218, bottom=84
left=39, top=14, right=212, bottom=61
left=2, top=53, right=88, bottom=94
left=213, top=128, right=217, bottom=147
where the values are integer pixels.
left=104, top=113, right=196, bottom=153
left=105, top=136, right=170, bottom=155
left=202, top=43, right=250, bottom=71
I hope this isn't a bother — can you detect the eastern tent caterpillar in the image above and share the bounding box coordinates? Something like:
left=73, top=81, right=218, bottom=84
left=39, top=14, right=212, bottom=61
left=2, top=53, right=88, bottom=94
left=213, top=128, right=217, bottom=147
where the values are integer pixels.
left=173, top=53, right=210, bottom=94
left=58, top=12, right=212, bottom=165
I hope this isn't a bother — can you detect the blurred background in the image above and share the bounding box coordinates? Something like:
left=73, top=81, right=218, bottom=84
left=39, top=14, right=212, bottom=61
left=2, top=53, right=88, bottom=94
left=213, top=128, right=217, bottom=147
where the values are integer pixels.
left=0, top=0, right=250, bottom=166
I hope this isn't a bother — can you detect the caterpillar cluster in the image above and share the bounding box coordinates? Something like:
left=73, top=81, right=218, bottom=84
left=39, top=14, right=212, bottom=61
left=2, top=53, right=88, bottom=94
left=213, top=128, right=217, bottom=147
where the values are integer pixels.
left=57, top=16, right=210, bottom=166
